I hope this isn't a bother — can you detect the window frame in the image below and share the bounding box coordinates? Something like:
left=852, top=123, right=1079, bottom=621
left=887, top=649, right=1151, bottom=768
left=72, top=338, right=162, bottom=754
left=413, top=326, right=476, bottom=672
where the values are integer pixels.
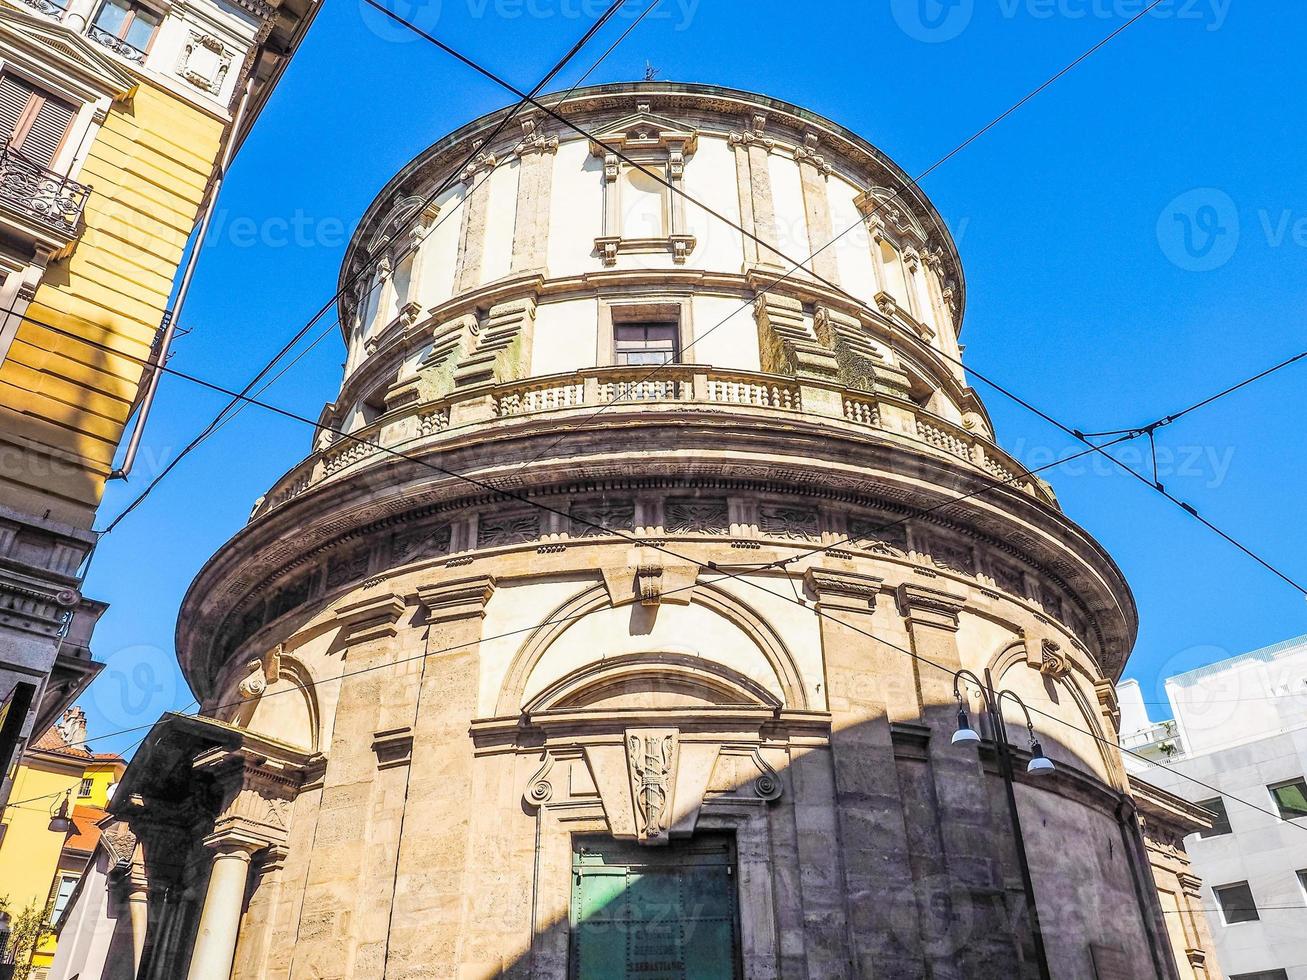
left=1268, top=777, right=1307, bottom=820
left=613, top=320, right=680, bottom=367
left=77, top=775, right=94, bottom=797
left=597, top=298, right=692, bottom=368
left=1197, top=796, right=1232, bottom=837
left=0, top=73, right=77, bottom=169
left=1213, top=880, right=1260, bottom=925
left=90, top=0, right=164, bottom=57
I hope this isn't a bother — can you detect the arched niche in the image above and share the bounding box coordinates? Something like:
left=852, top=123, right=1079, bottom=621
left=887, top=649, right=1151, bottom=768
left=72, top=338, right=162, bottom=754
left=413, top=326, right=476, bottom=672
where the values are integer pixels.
left=495, top=583, right=807, bottom=717
left=219, top=654, right=321, bottom=753
left=524, top=651, right=784, bottom=714
left=987, top=640, right=1117, bottom=786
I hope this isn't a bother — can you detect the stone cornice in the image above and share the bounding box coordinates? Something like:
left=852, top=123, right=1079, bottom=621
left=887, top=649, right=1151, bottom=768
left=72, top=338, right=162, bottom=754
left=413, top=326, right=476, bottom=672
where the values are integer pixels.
left=334, top=592, right=407, bottom=644
left=804, top=566, right=883, bottom=614
left=895, top=581, right=966, bottom=631
left=414, top=573, right=496, bottom=623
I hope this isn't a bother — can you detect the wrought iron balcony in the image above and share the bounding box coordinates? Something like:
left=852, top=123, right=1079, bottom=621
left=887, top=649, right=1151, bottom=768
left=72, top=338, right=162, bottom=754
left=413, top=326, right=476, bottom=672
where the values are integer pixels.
left=86, top=24, right=147, bottom=63
left=0, top=144, right=90, bottom=237
left=16, top=0, right=68, bottom=19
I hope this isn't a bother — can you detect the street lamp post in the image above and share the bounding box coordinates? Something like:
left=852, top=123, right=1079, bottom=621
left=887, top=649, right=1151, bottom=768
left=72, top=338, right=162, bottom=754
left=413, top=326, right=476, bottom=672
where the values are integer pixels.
left=951, top=668, right=1054, bottom=980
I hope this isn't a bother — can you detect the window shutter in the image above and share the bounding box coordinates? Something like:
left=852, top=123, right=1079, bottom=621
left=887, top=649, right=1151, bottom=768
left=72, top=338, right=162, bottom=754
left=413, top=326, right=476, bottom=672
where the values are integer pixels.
left=0, top=75, right=34, bottom=146
left=21, top=96, right=75, bottom=167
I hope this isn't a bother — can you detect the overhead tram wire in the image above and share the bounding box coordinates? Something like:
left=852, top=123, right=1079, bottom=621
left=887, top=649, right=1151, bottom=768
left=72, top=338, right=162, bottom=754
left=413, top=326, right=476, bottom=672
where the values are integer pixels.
left=24, top=301, right=1212, bottom=615
left=94, top=0, right=636, bottom=538
left=362, top=0, right=1307, bottom=594
left=201, top=1, right=665, bottom=446
left=15, top=297, right=1307, bottom=831
left=373, top=0, right=1172, bottom=493
left=33, top=2, right=1296, bottom=818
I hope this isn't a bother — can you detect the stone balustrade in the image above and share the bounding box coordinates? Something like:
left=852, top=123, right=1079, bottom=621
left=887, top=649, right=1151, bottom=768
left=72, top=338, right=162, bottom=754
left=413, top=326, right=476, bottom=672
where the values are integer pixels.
left=254, top=365, right=1053, bottom=520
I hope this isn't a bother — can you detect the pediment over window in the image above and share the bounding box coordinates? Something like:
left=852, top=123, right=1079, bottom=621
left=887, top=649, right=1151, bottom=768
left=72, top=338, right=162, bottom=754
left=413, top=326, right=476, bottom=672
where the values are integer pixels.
left=0, top=4, right=136, bottom=102
left=854, top=185, right=928, bottom=248
left=365, top=193, right=439, bottom=257
left=587, top=105, right=698, bottom=157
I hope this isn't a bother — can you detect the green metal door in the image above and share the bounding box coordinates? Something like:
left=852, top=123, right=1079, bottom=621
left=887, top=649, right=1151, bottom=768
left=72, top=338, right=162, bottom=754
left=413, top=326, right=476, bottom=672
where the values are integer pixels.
left=569, top=834, right=742, bottom=980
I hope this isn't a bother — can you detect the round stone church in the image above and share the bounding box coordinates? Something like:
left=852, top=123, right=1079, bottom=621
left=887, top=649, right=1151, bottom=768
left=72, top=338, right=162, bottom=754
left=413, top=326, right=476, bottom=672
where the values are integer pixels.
left=109, top=83, right=1216, bottom=979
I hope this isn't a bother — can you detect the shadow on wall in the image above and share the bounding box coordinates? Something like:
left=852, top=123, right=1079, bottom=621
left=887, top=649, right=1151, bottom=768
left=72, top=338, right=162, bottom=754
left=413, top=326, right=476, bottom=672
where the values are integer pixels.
left=362, top=702, right=1176, bottom=980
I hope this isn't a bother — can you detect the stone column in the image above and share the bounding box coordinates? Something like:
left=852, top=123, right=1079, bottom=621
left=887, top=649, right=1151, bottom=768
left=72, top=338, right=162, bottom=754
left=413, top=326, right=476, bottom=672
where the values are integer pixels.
left=186, top=836, right=262, bottom=980
left=385, top=574, right=498, bottom=978
left=510, top=116, right=557, bottom=274
left=895, top=582, right=1026, bottom=979
left=288, top=592, right=409, bottom=979
left=794, top=131, right=839, bottom=284
left=729, top=115, right=782, bottom=269
left=806, top=567, right=925, bottom=976
left=126, top=867, right=150, bottom=975
left=454, top=147, right=496, bottom=292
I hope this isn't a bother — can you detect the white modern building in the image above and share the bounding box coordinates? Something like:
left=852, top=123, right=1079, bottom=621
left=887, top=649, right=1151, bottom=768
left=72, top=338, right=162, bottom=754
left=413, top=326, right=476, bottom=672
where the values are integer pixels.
left=1122, top=633, right=1307, bottom=980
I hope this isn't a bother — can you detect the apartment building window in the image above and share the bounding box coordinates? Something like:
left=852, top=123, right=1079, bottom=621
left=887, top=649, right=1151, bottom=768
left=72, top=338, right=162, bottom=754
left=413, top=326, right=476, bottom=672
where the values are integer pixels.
left=1214, top=881, right=1259, bottom=924
left=614, top=321, right=679, bottom=366
left=91, top=0, right=162, bottom=56
left=1197, top=796, right=1232, bottom=837
left=0, top=74, right=76, bottom=168
left=50, top=873, right=78, bottom=921
left=1229, top=971, right=1289, bottom=980
left=1269, top=778, right=1307, bottom=819
left=78, top=776, right=93, bottom=797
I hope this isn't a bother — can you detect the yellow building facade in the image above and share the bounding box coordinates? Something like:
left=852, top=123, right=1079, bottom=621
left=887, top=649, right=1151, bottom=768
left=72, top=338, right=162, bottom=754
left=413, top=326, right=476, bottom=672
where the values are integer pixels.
left=0, top=707, right=124, bottom=978
left=0, top=0, right=318, bottom=812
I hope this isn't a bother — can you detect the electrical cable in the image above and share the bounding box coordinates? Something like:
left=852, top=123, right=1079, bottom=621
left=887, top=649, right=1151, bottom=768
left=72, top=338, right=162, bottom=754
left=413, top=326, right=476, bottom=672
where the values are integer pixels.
left=94, top=0, right=635, bottom=537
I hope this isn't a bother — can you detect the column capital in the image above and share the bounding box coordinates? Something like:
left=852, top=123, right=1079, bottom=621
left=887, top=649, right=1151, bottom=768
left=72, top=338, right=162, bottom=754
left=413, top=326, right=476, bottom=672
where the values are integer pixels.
left=201, top=828, right=267, bottom=858
left=804, top=567, right=883, bottom=615
left=895, top=582, right=966, bottom=631
left=193, top=745, right=308, bottom=852
left=415, top=573, right=497, bottom=623
left=336, top=591, right=407, bottom=643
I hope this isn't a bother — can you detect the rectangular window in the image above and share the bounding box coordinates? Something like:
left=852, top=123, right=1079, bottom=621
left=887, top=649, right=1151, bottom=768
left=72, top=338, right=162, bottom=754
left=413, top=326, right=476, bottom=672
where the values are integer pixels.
left=1269, top=778, right=1307, bottom=819
left=92, top=0, right=162, bottom=55
left=1214, top=881, right=1259, bottom=924
left=50, top=873, right=78, bottom=921
left=1230, top=972, right=1289, bottom=980
left=614, top=321, right=678, bottom=366
left=1197, top=796, right=1231, bottom=837
left=77, top=776, right=93, bottom=797
left=0, top=74, right=76, bottom=168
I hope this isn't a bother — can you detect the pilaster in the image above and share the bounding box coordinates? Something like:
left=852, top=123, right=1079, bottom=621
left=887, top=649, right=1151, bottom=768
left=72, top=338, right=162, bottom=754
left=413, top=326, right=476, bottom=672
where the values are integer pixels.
left=794, top=131, right=839, bottom=284
left=510, top=114, right=557, bottom=274
left=805, top=567, right=926, bottom=976
left=385, top=575, right=498, bottom=978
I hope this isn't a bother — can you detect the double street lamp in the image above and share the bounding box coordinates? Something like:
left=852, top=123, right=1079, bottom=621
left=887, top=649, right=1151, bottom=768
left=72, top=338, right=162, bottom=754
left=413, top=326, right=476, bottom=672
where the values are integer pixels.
left=951, top=668, right=1054, bottom=980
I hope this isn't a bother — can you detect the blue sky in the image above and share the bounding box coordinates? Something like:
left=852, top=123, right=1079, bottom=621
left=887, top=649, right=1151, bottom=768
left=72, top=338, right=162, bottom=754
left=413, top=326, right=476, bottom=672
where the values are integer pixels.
left=78, top=0, right=1306, bottom=754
